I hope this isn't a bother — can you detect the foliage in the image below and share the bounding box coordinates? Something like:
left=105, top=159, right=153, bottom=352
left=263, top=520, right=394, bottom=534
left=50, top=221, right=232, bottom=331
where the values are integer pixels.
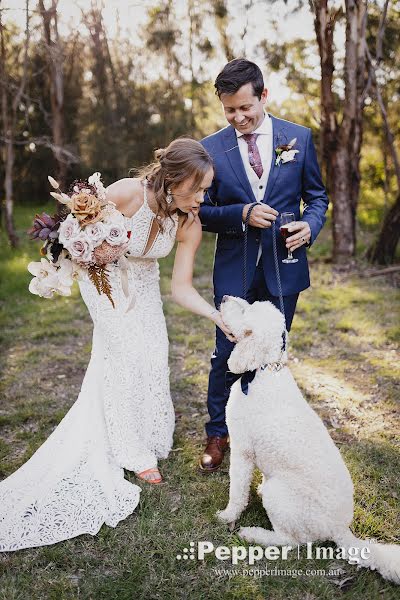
left=0, top=0, right=398, bottom=259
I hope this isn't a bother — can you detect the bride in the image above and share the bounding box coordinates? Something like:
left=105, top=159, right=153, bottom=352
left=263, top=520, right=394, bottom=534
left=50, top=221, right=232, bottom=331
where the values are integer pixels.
left=0, top=138, right=233, bottom=552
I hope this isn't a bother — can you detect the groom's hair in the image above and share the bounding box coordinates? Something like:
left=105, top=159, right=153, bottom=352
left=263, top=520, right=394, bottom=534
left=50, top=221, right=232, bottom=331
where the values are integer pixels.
left=214, top=58, right=264, bottom=99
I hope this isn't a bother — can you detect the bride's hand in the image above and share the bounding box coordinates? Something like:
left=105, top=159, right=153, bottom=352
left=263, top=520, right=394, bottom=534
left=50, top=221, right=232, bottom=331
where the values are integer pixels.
left=211, top=310, right=237, bottom=343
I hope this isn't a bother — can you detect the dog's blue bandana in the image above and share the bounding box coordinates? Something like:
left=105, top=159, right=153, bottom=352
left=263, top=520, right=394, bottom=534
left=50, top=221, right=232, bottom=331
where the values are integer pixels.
left=225, top=369, right=256, bottom=395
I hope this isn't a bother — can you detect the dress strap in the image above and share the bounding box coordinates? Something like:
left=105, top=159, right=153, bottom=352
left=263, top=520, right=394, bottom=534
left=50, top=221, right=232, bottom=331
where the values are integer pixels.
left=142, top=178, right=149, bottom=206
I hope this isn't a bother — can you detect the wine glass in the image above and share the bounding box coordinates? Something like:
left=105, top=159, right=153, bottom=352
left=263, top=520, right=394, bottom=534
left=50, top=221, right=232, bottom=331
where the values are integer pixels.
left=280, top=212, right=298, bottom=264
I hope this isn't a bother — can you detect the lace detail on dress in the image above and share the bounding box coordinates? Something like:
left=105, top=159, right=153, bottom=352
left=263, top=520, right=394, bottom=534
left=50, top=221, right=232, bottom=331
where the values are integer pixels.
left=0, top=181, right=177, bottom=552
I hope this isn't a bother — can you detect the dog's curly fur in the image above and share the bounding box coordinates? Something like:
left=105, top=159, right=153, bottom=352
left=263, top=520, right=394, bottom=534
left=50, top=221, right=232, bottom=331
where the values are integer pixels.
left=217, top=296, right=400, bottom=585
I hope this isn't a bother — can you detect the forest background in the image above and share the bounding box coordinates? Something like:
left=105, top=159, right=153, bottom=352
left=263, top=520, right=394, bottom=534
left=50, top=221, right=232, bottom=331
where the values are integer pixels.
left=1, top=0, right=399, bottom=265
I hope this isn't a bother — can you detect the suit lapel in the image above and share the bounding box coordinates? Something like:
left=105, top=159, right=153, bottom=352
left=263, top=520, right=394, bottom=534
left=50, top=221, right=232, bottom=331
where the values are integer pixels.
left=263, top=115, right=283, bottom=203
left=222, top=126, right=256, bottom=203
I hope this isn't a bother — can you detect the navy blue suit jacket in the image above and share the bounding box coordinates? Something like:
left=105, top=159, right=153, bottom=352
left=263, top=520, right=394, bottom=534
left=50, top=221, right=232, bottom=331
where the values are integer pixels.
left=199, top=115, right=329, bottom=298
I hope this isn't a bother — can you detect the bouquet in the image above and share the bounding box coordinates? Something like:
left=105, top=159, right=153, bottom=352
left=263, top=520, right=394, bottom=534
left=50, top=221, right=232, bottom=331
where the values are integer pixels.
left=27, top=173, right=130, bottom=307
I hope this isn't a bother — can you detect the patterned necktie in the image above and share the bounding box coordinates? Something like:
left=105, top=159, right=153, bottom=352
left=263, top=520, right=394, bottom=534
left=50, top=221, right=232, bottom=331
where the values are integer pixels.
left=242, top=133, right=264, bottom=178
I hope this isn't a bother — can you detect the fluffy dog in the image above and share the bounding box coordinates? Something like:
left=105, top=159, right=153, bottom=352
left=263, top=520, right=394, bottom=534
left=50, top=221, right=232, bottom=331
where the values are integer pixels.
left=217, top=296, right=400, bottom=584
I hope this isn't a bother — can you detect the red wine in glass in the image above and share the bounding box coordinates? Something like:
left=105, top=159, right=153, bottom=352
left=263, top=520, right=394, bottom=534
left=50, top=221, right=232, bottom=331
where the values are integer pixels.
left=280, top=212, right=298, bottom=264
left=280, top=226, right=291, bottom=241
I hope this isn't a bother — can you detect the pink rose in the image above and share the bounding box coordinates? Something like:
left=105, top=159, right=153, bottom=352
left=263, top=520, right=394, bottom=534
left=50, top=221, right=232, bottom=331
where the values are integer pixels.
left=85, top=221, right=108, bottom=244
left=68, top=234, right=93, bottom=263
left=58, top=214, right=81, bottom=247
left=106, top=223, right=128, bottom=246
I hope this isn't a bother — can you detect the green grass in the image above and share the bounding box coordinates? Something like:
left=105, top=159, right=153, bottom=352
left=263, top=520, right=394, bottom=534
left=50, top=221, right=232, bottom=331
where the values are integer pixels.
left=0, top=207, right=399, bottom=599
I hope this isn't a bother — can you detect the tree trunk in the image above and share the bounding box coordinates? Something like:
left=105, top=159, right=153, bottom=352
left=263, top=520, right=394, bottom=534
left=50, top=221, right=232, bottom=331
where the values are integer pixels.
left=3, top=126, right=19, bottom=248
left=188, top=0, right=196, bottom=135
left=83, top=6, right=117, bottom=129
left=367, top=193, right=400, bottom=265
left=364, top=1, right=399, bottom=264
left=346, top=0, right=367, bottom=221
left=313, top=0, right=337, bottom=179
left=214, top=0, right=234, bottom=62
left=333, top=0, right=367, bottom=261
left=0, top=1, right=30, bottom=247
left=330, top=146, right=356, bottom=258
left=39, top=0, right=66, bottom=187
left=0, top=13, right=18, bottom=245
left=312, top=0, right=367, bottom=263
left=51, top=82, right=67, bottom=186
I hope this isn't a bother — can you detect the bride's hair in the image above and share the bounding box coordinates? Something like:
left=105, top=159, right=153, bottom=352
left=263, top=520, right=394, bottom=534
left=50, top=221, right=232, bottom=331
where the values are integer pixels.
left=133, top=137, right=213, bottom=231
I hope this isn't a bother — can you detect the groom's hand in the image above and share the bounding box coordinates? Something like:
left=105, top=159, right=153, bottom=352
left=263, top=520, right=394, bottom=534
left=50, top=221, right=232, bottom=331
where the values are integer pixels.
left=285, top=221, right=311, bottom=250
left=242, top=204, right=278, bottom=228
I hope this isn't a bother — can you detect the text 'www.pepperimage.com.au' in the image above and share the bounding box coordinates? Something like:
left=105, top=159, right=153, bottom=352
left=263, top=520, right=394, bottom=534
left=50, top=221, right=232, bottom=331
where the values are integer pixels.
left=212, top=565, right=344, bottom=580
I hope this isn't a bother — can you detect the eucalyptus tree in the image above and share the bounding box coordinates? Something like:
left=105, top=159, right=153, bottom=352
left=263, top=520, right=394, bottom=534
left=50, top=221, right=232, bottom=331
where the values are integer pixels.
left=365, top=0, right=400, bottom=264
left=0, top=0, right=30, bottom=247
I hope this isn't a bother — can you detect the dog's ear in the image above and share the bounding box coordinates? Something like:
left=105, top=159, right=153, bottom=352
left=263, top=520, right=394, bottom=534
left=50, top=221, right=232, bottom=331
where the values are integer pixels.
left=227, top=333, right=260, bottom=373
left=245, top=301, right=286, bottom=364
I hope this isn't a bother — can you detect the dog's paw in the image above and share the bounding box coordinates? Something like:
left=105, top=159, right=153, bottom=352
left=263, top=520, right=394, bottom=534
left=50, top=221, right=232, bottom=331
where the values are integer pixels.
left=216, top=508, right=238, bottom=526
left=238, top=527, right=256, bottom=543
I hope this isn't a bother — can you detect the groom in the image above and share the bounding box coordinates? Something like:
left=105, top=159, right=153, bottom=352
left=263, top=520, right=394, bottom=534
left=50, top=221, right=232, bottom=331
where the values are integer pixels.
left=199, top=58, right=329, bottom=472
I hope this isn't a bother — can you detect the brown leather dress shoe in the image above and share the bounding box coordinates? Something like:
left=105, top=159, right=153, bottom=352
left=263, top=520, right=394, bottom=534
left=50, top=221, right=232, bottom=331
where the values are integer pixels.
left=199, top=435, right=229, bottom=472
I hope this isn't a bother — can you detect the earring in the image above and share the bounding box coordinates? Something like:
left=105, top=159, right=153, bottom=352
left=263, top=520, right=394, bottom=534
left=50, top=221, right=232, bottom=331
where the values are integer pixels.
left=166, top=188, right=173, bottom=205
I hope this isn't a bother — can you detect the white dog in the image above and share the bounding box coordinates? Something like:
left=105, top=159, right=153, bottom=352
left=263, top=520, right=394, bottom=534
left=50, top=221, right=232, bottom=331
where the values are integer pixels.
left=217, top=296, right=400, bottom=584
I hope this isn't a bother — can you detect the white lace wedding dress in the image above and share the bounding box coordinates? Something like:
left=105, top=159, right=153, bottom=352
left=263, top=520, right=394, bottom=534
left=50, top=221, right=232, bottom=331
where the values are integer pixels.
left=0, top=180, right=177, bottom=552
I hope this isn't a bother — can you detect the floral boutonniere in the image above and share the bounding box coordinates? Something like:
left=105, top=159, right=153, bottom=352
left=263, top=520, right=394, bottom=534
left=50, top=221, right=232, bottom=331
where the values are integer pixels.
left=275, top=138, right=299, bottom=166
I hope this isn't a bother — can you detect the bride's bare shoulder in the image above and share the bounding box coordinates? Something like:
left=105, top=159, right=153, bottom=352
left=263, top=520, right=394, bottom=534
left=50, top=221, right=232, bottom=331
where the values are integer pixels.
left=106, top=178, right=143, bottom=215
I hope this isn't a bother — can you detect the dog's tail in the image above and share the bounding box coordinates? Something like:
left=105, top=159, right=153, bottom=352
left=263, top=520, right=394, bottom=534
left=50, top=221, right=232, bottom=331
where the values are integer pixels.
left=334, top=528, right=400, bottom=585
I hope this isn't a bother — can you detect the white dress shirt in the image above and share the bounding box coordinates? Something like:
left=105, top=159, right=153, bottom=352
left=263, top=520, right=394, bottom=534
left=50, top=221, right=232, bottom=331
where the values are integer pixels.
left=236, top=113, right=273, bottom=263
